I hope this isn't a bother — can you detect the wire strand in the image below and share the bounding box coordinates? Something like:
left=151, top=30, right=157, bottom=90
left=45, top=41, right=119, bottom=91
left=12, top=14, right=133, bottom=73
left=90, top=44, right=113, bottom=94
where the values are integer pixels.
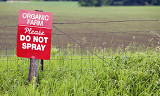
left=0, top=19, right=159, bottom=29
left=52, top=25, right=108, bottom=63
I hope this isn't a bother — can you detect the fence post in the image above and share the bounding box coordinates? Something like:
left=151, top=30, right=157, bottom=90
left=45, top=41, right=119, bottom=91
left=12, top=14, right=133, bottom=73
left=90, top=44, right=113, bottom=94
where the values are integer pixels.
left=28, top=10, right=43, bottom=82
left=29, top=58, right=39, bottom=82
left=41, top=59, right=43, bottom=71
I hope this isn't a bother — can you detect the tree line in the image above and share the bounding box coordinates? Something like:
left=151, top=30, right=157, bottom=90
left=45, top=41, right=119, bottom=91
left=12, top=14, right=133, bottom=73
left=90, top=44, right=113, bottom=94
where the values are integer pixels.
left=1, top=0, right=160, bottom=6
left=79, top=0, right=160, bottom=6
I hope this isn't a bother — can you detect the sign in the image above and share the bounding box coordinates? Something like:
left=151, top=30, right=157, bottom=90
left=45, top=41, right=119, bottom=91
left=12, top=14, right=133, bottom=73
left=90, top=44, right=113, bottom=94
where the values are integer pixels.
left=17, top=10, right=53, bottom=60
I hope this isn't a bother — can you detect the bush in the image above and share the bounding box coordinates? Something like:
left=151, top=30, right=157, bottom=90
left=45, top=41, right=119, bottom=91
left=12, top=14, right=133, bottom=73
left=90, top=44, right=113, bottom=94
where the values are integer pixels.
left=79, top=0, right=160, bottom=6
left=79, top=0, right=103, bottom=6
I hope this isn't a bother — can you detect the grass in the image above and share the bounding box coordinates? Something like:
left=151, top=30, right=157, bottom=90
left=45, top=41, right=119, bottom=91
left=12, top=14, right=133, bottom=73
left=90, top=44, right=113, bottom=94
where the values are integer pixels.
left=0, top=1, right=160, bottom=95
left=0, top=46, right=160, bottom=95
left=1, top=2, right=160, bottom=26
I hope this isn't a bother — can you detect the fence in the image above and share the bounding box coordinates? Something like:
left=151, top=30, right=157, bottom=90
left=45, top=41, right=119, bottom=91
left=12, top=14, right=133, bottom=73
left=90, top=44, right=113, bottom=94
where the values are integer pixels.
left=0, top=19, right=160, bottom=72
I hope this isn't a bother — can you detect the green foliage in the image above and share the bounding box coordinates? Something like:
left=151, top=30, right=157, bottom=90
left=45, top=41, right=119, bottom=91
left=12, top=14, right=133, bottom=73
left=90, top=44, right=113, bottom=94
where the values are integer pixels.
left=151, top=0, right=160, bottom=5
left=79, top=0, right=103, bottom=6
left=29, top=0, right=43, bottom=1
left=0, top=48, right=160, bottom=95
left=79, top=0, right=160, bottom=6
left=43, top=0, right=79, bottom=1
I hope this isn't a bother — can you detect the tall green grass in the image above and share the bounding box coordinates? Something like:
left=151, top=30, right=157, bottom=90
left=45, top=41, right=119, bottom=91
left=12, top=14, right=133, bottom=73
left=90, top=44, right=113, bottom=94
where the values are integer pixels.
left=0, top=1, right=160, bottom=95
left=0, top=47, right=160, bottom=95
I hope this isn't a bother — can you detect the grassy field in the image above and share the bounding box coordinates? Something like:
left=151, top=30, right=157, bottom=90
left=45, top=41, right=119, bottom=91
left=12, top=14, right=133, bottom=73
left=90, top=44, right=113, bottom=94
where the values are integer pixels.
left=0, top=1, right=160, bottom=95
left=0, top=47, right=160, bottom=95
left=1, top=1, right=160, bottom=29
left=0, top=1, right=160, bottom=49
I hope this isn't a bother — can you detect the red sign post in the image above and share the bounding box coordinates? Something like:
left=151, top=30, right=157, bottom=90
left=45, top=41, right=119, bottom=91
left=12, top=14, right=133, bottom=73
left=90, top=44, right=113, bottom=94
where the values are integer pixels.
left=17, top=10, right=53, bottom=60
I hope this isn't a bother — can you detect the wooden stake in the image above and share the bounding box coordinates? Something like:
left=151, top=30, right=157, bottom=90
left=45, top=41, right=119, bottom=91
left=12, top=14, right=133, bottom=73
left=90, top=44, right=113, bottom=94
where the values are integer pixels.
left=29, top=58, right=39, bottom=82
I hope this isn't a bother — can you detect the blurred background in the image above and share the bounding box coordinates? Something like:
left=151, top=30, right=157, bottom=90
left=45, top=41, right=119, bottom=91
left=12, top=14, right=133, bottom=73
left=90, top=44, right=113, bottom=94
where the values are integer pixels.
left=0, top=0, right=160, bottom=54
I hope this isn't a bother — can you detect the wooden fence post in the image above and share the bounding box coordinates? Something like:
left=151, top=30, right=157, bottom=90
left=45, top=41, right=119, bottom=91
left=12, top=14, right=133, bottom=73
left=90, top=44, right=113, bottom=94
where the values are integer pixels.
left=41, top=59, right=43, bottom=71
left=29, top=58, right=39, bottom=82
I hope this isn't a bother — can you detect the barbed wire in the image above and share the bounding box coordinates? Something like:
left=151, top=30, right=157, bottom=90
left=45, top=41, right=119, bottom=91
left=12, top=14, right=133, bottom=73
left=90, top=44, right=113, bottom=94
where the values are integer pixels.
left=0, top=19, right=159, bottom=29
left=52, top=30, right=160, bottom=35
left=0, top=30, right=160, bottom=37
left=0, top=26, right=17, bottom=29
left=4, top=68, right=102, bottom=72
left=1, top=54, right=160, bottom=73
left=0, top=55, right=159, bottom=59
left=53, top=25, right=109, bottom=64
left=52, top=19, right=160, bottom=25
